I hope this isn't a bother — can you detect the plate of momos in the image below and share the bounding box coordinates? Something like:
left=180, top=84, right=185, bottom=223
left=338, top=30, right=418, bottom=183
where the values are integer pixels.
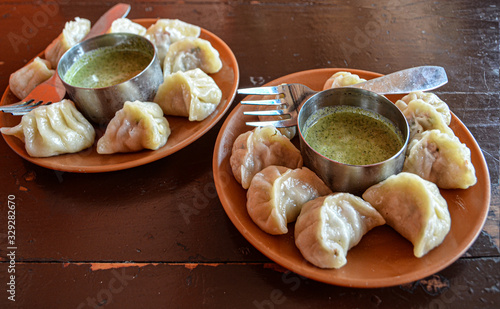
left=213, top=68, right=490, bottom=288
left=0, top=18, right=239, bottom=172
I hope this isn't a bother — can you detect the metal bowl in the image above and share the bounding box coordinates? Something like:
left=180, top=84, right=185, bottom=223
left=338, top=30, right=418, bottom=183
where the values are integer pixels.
left=57, top=33, right=163, bottom=125
left=297, top=87, right=410, bottom=195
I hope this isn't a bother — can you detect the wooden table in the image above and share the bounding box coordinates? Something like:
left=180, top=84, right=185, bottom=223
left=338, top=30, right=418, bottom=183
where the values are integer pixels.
left=0, top=0, right=498, bottom=308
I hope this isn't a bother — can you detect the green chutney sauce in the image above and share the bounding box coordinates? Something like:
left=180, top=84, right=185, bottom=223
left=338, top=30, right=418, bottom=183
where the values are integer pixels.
left=304, top=106, right=403, bottom=165
left=64, top=47, right=152, bottom=88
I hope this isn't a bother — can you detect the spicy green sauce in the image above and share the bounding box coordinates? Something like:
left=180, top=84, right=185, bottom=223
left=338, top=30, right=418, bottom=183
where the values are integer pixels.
left=304, top=106, right=403, bottom=165
left=64, top=47, right=152, bottom=88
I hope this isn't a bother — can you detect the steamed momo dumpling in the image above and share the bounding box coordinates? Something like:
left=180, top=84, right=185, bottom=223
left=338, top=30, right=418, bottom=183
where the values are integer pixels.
left=295, top=193, right=385, bottom=269
left=163, top=38, right=222, bottom=76
left=97, top=101, right=170, bottom=154
left=396, top=98, right=454, bottom=141
left=0, top=99, right=95, bottom=157
left=404, top=130, right=476, bottom=189
left=145, top=19, right=201, bottom=63
left=397, top=91, right=451, bottom=125
left=45, top=17, right=91, bottom=68
left=322, top=71, right=366, bottom=90
left=9, top=57, right=54, bottom=99
left=247, top=166, right=332, bottom=235
left=107, top=18, right=147, bottom=36
left=362, top=172, right=451, bottom=258
left=154, top=68, right=222, bottom=121
left=230, top=126, right=303, bottom=189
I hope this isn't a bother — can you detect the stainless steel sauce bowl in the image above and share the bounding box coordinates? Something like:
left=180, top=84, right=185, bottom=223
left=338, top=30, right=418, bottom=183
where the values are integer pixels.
left=57, top=33, right=163, bottom=125
left=297, top=87, right=410, bottom=195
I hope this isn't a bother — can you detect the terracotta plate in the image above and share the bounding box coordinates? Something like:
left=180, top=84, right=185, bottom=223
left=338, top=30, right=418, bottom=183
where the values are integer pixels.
left=0, top=18, right=239, bottom=173
left=213, top=68, right=490, bottom=288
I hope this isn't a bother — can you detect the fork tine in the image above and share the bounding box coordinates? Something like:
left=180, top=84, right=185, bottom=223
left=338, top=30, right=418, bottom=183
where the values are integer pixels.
left=0, top=99, right=35, bottom=111
left=246, top=118, right=297, bottom=128
left=1, top=100, right=52, bottom=116
left=10, top=103, right=48, bottom=116
left=241, top=99, right=283, bottom=106
left=1, top=100, right=43, bottom=112
left=0, top=100, right=43, bottom=113
left=10, top=110, right=32, bottom=116
left=238, top=86, right=281, bottom=95
left=240, top=83, right=313, bottom=128
left=243, top=110, right=287, bottom=116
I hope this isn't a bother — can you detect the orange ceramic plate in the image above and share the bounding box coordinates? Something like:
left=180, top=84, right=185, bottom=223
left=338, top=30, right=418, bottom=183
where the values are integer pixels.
left=213, top=68, right=490, bottom=288
left=0, top=18, right=239, bottom=173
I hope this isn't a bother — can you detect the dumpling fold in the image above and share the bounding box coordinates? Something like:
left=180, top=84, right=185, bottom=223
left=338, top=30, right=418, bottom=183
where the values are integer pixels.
left=322, top=71, right=366, bottom=90
left=45, top=17, right=91, bottom=68
left=107, top=18, right=147, bottom=36
left=9, top=57, right=54, bottom=99
left=247, top=166, right=332, bottom=235
left=163, top=38, right=222, bottom=76
left=396, top=91, right=451, bottom=125
left=1, top=99, right=95, bottom=157
left=404, top=130, right=476, bottom=189
left=295, top=193, right=385, bottom=269
left=97, top=101, right=171, bottom=154
left=154, top=68, right=222, bottom=121
left=396, top=95, right=454, bottom=141
left=230, top=126, right=303, bottom=189
left=145, top=19, right=201, bottom=64
left=362, top=172, right=451, bottom=258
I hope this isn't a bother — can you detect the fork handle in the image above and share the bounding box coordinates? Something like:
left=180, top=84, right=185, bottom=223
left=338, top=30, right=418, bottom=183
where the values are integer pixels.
left=350, top=66, right=448, bottom=95
left=83, top=4, right=131, bottom=41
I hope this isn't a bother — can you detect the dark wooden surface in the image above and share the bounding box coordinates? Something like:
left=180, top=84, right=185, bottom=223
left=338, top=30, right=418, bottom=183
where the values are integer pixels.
left=0, top=0, right=499, bottom=308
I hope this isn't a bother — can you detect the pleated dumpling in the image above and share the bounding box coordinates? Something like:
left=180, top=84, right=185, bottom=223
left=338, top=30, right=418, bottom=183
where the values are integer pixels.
left=97, top=101, right=170, bottom=154
left=230, top=126, right=303, bottom=189
left=107, top=18, right=147, bottom=36
left=153, top=68, right=222, bottom=121
left=396, top=91, right=451, bottom=125
left=9, top=57, right=54, bottom=99
left=45, top=17, right=91, bottom=68
left=162, top=38, right=222, bottom=76
left=295, top=193, right=385, bottom=269
left=396, top=98, right=454, bottom=140
left=145, top=19, right=201, bottom=63
left=247, top=166, right=332, bottom=235
left=404, top=130, right=476, bottom=189
left=322, top=71, right=366, bottom=90
left=0, top=99, right=95, bottom=157
left=362, top=172, right=451, bottom=258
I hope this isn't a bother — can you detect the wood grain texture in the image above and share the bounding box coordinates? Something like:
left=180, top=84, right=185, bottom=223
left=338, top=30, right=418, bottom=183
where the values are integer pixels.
left=0, top=259, right=498, bottom=308
left=0, top=0, right=498, bottom=307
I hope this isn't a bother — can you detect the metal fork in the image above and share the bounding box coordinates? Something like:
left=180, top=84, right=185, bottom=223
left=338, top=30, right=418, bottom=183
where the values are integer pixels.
left=0, top=74, right=66, bottom=115
left=238, top=66, right=448, bottom=127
